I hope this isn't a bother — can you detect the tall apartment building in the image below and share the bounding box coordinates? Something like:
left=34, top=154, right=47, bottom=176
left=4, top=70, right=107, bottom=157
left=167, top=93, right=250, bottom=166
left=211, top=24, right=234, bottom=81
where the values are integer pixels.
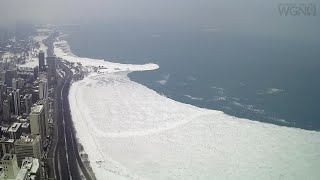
left=0, top=154, right=19, bottom=179
left=38, top=51, right=45, bottom=72
left=3, top=99, right=11, bottom=122
left=5, top=69, right=17, bottom=87
left=38, top=100, right=49, bottom=138
left=13, top=135, right=41, bottom=167
left=29, top=104, right=46, bottom=144
left=13, top=89, right=21, bottom=116
left=0, top=137, right=14, bottom=159
left=38, top=80, right=48, bottom=100
left=0, top=154, right=40, bottom=180
left=12, top=78, right=19, bottom=90
left=23, top=94, right=32, bottom=115
left=8, top=123, right=22, bottom=140
left=47, top=56, right=56, bottom=87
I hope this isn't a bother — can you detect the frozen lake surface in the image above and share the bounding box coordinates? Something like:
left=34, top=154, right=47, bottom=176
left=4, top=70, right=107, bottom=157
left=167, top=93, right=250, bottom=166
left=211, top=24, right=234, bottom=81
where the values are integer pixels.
left=54, top=39, right=320, bottom=180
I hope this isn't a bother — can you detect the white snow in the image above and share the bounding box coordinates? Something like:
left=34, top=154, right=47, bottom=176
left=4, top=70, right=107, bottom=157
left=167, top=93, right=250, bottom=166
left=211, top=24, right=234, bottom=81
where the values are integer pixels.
left=33, top=35, right=48, bottom=55
left=54, top=40, right=158, bottom=73
left=54, top=39, right=320, bottom=180
left=18, top=35, right=49, bottom=69
left=1, top=52, right=15, bottom=62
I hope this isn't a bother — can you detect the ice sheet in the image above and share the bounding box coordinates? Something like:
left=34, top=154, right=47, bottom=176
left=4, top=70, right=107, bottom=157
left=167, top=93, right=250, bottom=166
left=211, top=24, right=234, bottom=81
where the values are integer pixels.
left=54, top=38, right=320, bottom=180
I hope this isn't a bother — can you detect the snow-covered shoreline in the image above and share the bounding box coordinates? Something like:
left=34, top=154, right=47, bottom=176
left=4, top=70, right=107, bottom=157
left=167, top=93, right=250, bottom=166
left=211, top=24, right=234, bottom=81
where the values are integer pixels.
left=54, top=37, right=320, bottom=180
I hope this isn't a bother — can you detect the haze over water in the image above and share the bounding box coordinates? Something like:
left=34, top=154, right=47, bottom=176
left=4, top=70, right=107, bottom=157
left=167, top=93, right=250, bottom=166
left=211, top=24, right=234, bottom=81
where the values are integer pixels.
left=61, top=0, right=320, bottom=130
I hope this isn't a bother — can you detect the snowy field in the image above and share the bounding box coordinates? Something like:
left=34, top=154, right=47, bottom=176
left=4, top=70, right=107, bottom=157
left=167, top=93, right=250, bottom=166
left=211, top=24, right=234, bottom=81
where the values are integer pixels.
left=54, top=39, right=320, bottom=180
left=18, top=35, right=48, bottom=69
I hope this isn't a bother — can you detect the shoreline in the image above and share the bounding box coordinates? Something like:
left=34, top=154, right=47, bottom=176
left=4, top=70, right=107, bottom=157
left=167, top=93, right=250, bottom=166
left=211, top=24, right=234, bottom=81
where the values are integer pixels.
left=54, top=35, right=320, bottom=180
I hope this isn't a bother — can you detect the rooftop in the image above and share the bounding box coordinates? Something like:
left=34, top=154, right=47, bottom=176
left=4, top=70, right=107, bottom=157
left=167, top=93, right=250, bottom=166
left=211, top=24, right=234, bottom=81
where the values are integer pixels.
left=30, top=104, right=43, bottom=114
left=8, top=123, right=22, bottom=133
left=1, top=154, right=13, bottom=161
left=14, top=135, right=39, bottom=144
left=21, top=122, right=29, bottom=128
left=21, top=158, right=39, bottom=174
left=23, top=93, right=32, bottom=99
left=15, top=168, right=28, bottom=180
left=0, top=137, right=14, bottom=143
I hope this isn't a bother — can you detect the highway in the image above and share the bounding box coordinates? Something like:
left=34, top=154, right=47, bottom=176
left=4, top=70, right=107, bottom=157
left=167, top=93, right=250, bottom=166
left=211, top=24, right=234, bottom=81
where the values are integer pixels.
left=46, top=59, right=94, bottom=180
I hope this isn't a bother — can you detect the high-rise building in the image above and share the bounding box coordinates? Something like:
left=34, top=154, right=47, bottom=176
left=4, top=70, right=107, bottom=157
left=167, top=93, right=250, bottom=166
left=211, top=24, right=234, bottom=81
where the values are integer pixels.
left=38, top=80, right=48, bottom=100
left=38, top=100, right=49, bottom=138
left=12, top=78, right=18, bottom=90
left=23, top=94, right=32, bottom=115
left=17, top=78, right=25, bottom=89
left=8, top=123, right=22, bottom=140
left=0, top=71, right=5, bottom=84
left=31, top=89, right=39, bottom=104
left=8, top=92, right=14, bottom=114
left=0, top=60, right=4, bottom=73
left=14, top=135, right=41, bottom=167
left=38, top=72, right=48, bottom=81
left=0, top=83, right=5, bottom=109
left=0, top=154, right=40, bottom=179
left=0, top=154, right=19, bottom=179
left=13, top=89, right=21, bottom=116
left=0, top=137, right=14, bottom=159
left=0, top=60, right=5, bottom=83
left=38, top=51, right=45, bottom=72
left=29, top=104, right=46, bottom=144
left=47, top=56, right=56, bottom=87
left=21, top=157, right=41, bottom=180
left=5, top=69, right=17, bottom=87
left=3, top=99, right=11, bottom=122
left=33, top=66, right=38, bottom=80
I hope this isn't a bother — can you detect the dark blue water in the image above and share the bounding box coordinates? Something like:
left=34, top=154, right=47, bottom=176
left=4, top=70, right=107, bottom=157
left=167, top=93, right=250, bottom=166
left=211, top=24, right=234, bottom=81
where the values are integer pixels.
left=63, top=23, right=320, bottom=131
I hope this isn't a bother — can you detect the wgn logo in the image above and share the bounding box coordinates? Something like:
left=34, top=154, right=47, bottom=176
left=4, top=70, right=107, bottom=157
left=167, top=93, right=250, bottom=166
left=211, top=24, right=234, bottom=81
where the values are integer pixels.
left=278, top=3, right=317, bottom=16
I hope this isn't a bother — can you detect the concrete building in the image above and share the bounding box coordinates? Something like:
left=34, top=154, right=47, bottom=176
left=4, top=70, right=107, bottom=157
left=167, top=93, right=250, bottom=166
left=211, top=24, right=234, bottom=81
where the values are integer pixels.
left=13, top=135, right=41, bottom=167
left=47, top=56, right=56, bottom=87
left=20, top=157, right=41, bottom=180
left=0, top=83, right=5, bottom=110
left=38, top=100, right=49, bottom=139
left=23, top=94, right=32, bottom=115
left=5, top=69, right=18, bottom=87
left=13, top=89, right=21, bottom=116
left=17, top=78, right=24, bottom=89
left=0, top=154, right=19, bottom=179
left=29, top=105, right=46, bottom=144
left=38, top=51, right=45, bottom=72
left=31, top=89, right=39, bottom=104
left=33, top=66, right=38, bottom=80
left=12, top=78, right=18, bottom=90
left=38, top=79, right=48, bottom=100
left=0, top=154, right=40, bottom=180
left=0, top=71, right=5, bottom=84
left=8, top=123, right=22, bottom=140
left=0, top=60, right=4, bottom=73
left=0, top=137, right=14, bottom=159
left=3, top=99, right=11, bottom=122
left=8, top=93, right=14, bottom=115
left=38, top=72, right=48, bottom=82
left=20, top=123, right=30, bottom=135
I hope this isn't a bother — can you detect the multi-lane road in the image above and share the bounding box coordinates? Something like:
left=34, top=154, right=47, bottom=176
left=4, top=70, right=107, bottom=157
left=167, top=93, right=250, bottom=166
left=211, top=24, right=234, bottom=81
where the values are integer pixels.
left=47, top=60, right=94, bottom=180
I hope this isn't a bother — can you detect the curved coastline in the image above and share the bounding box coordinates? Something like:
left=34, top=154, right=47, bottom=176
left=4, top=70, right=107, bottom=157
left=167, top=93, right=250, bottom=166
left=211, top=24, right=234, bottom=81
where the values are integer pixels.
left=54, top=37, right=320, bottom=180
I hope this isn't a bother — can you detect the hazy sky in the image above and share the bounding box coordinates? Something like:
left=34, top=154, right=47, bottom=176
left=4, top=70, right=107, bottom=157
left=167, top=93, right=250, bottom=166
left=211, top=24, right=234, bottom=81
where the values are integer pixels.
left=1, top=0, right=319, bottom=40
